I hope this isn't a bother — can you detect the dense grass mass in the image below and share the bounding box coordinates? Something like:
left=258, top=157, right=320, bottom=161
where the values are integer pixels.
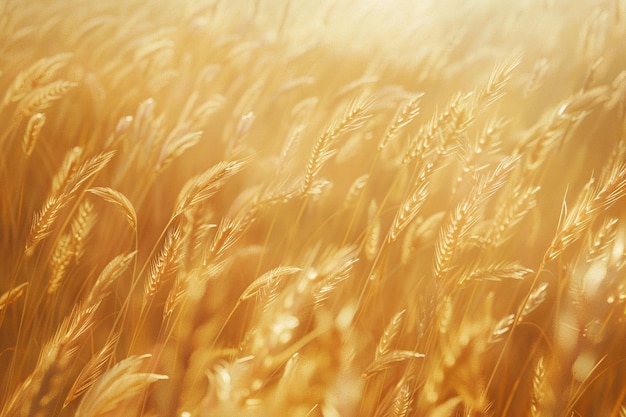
left=1, top=0, right=626, bottom=416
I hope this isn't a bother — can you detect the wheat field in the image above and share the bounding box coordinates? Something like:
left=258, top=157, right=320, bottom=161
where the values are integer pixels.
left=1, top=0, right=626, bottom=416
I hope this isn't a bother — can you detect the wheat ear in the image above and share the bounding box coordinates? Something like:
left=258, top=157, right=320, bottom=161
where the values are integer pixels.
left=25, top=150, right=114, bottom=256
left=458, top=262, right=532, bottom=287
left=362, top=350, right=424, bottom=379
left=69, top=200, right=96, bottom=261
left=545, top=161, right=626, bottom=262
left=388, top=163, right=431, bottom=243
left=1, top=53, right=73, bottom=109
left=0, top=283, right=29, bottom=312
left=15, top=80, right=77, bottom=119
left=63, top=333, right=120, bottom=407
left=434, top=157, right=518, bottom=281
left=486, top=184, right=541, bottom=247
left=48, top=234, right=73, bottom=296
left=0, top=302, right=96, bottom=417
left=240, top=266, right=303, bottom=301
left=74, top=354, right=168, bottom=417
left=85, top=251, right=137, bottom=309
left=474, top=55, right=521, bottom=107
left=87, top=187, right=137, bottom=230
left=22, top=112, right=45, bottom=157
left=586, top=217, right=619, bottom=261
left=144, top=226, right=182, bottom=302
left=530, top=356, right=546, bottom=417
left=46, top=201, right=96, bottom=295
left=155, top=127, right=202, bottom=173
left=391, top=381, right=412, bottom=417
left=378, top=92, right=423, bottom=150
left=377, top=309, right=406, bottom=359
left=173, top=160, right=245, bottom=217
left=300, top=97, right=372, bottom=195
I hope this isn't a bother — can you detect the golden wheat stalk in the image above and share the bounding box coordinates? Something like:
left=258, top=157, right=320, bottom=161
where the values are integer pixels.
left=1, top=302, right=96, bottom=417
left=173, top=160, right=245, bottom=218
left=0, top=283, right=28, bottom=313
left=87, top=187, right=137, bottom=231
left=21, top=112, right=45, bottom=157
left=300, top=97, right=373, bottom=196
left=74, top=355, right=167, bottom=417
left=15, top=80, right=77, bottom=119
left=1, top=53, right=73, bottom=110
left=63, top=333, right=120, bottom=408
left=25, top=150, right=114, bottom=256
left=546, top=160, right=626, bottom=262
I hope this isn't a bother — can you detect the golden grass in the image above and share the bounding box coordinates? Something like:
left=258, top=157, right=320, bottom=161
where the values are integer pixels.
left=1, top=0, right=626, bottom=416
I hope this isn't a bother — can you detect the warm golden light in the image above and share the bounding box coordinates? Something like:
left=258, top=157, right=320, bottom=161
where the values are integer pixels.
left=1, top=0, right=625, bottom=416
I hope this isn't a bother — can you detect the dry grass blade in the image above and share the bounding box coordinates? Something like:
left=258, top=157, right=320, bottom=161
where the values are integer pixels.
left=74, top=354, right=168, bottom=417
left=0, top=282, right=28, bottom=312
left=87, top=187, right=137, bottom=230
left=240, top=266, right=302, bottom=301
left=174, top=160, right=245, bottom=217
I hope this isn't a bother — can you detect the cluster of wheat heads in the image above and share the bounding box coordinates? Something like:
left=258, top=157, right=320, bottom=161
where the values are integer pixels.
left=1, top=0, right=626, bottom=416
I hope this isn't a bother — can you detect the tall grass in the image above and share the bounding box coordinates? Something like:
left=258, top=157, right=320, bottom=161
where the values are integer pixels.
left=1, top=0, right=626, bottom=416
